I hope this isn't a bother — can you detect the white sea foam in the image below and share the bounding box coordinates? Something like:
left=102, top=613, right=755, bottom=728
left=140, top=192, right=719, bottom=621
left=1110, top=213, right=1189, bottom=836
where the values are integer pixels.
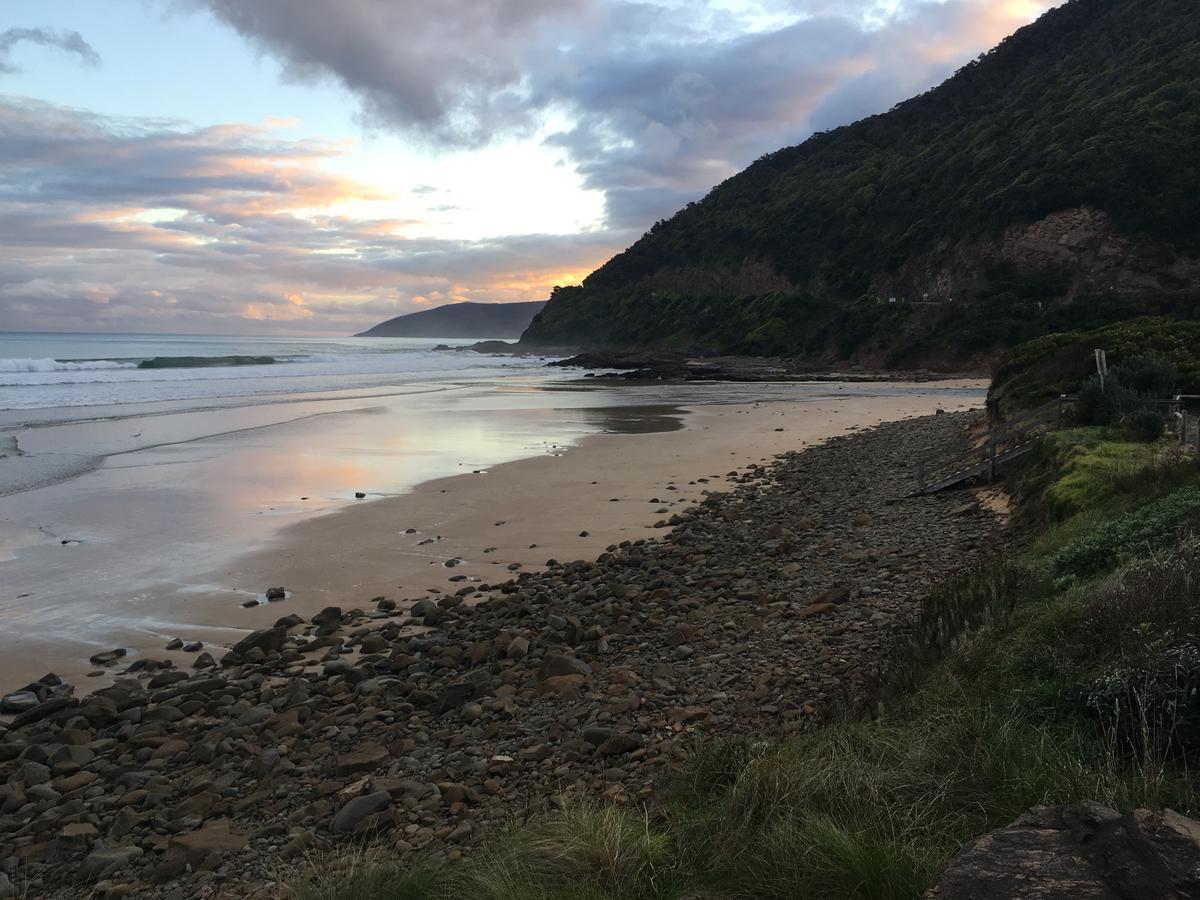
left=0, top=336, right=557, bottom=411
left=0, top=357, right=137, bottom=373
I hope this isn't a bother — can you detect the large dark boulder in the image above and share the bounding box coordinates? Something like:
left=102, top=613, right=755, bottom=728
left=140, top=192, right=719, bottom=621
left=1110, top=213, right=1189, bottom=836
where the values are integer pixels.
left=229, top=627, right=287, bottom=658
left=928, top=803, right=1200, bottom=899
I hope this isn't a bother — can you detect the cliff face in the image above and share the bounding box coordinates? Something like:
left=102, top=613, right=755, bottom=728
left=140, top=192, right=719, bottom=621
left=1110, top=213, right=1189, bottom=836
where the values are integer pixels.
left=873, top=208, right=1200, bottom=304
left=521, top=0, right=1200, bottom=366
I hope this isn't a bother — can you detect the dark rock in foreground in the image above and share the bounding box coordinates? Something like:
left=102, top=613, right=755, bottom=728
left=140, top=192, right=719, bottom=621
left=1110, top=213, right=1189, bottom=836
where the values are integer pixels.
left=928, top=803, right=1200, bottom=899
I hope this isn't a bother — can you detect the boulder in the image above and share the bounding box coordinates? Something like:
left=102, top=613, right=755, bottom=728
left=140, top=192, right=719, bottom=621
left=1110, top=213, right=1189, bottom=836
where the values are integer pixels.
left=0, top=691, right=39, bottom=714
left=332, top=790, right=392, bottom=833
left=230, top=627, right=287, bottom=657
left=927, top=803, right=1200, bottom=899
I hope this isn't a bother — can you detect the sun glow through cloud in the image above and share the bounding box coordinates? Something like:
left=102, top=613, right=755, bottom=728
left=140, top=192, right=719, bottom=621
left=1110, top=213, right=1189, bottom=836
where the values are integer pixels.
left=0, top=0, right=1056, bottom=335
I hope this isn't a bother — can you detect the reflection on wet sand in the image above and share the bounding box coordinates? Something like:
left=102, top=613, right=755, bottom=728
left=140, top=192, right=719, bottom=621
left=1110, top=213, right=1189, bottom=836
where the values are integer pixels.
left=0, top=377, right=986, bottom=690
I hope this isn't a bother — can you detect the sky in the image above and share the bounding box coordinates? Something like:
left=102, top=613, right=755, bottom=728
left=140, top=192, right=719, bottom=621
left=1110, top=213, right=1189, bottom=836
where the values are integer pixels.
left=0, top=0, right=1056, bottom=336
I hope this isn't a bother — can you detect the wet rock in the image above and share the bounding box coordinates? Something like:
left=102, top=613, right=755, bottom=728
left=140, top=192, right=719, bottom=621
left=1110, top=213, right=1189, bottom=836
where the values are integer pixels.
left=88, top=649, right=127, bottom=667
left=230, top=626, right=287, bottom=657
left=0, top=691, right=38, bottom=714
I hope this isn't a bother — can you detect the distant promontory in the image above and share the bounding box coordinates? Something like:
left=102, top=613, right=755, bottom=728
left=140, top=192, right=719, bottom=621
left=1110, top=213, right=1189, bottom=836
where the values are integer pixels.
left=356, top=300, right=546, bottom=338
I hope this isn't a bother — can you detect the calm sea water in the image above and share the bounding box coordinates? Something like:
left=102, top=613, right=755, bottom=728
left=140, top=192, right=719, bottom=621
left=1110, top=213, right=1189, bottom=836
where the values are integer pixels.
left=0, top=332, right=555, bottom=410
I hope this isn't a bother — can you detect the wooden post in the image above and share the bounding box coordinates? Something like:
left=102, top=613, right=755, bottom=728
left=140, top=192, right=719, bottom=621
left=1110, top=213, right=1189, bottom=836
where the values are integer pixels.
left=987, top=426, right=997, bottom=484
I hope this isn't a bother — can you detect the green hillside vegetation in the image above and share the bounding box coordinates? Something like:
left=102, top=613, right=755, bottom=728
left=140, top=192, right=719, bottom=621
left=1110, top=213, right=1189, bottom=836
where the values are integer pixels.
left=991, top=314, right=1200, bottom=413
left=289, top=430, right=1200, bottom=899
left=522, top=0, right=1200, bottom=360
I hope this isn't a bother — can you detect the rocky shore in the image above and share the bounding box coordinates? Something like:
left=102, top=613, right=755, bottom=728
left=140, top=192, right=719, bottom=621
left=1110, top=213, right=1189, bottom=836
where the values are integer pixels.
left=0, top=411, right=1002, bottom=899
left=546, top=350, right=986, bottom=383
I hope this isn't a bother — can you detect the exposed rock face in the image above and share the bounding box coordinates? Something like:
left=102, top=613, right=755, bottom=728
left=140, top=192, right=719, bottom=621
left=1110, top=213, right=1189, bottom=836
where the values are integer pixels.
left=874, top=207, right=1200, bottom=303
left=928, top=803, right=1200, bottom=900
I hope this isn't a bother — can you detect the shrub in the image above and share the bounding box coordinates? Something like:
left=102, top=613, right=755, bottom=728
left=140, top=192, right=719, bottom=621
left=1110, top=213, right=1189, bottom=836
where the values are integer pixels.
left=1077, top=375, right=1139, bottom=426
left=1050, top=487, right=1200, bottom=579
left=1083, top=540, right=1200, bottom=652
left=1085, top=642, right=1200, bottom=761
left=1122, top=408, right=1165, bottom=442
left=1108, top=353, right=1178, bottom=397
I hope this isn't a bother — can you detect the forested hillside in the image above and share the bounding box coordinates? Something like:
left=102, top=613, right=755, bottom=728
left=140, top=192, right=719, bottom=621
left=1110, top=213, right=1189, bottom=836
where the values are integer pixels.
left=357, top=301, right=545, bottom=338
left=521, top=0, right=1200, bottom=366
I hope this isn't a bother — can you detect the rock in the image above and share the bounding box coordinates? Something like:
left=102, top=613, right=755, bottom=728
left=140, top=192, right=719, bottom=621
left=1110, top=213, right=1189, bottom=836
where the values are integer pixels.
left=312, top=606, right=343, bottom=628
left=355, top=491, right=367, bottom=499
left=60, top=822, right=99, bottom=845
left=89, top=648, right=127, bottom=666
left=0, top=691, right=39, bottom=714
left=230, top=626, right=287, bottom=657
left=927, top=803, right=1200, bottom=899
left=168, top=821, right=248, bottom=867
left=164, top=638, right=183, bottom=651
left=0, top=873, right=12, bottom=898
left=461, top=702, right=483, bottom=722
left=265, top=586, right=286, bottom=601
left=666, top=706, right=709, bottom=725
left=359, top=634, right=388, bottom=654
left=79, top=845, right=144, bottom=880
left=539, top=674, right=585, bottom=699
left=336, top=745, right=389, bottom=776
left=332, top=790, right=392, bottom=833
left=506, top=636, right=530, bottom=659
left=16, top=761, right=51, bottom=786
left=539, top=654, right=591, bottom=679
left=193, top=652, right=216, bottom=669
left=274, top=613, right=304, bottom=628
left=596, top=733, right=643, bottom=757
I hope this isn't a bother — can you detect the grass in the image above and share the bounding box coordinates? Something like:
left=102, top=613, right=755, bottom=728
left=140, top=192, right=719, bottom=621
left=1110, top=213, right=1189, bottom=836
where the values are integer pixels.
left=283, top=426, right=1200, bottom=900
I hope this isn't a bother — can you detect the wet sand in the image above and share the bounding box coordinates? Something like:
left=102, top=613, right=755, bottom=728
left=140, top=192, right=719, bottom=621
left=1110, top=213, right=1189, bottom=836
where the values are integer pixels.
left=0, top=379, right=985, bottom=690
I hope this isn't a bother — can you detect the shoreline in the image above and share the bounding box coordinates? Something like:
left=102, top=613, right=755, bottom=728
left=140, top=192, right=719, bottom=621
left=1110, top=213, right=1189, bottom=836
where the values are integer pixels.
left=0, top=403, right=1005, bottom=899
left=1, top=381, right=985, bottom=692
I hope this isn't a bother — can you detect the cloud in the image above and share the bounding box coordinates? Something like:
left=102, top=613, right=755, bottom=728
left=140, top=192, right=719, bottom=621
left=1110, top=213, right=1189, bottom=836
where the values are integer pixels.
left=2, top=1, right=1057, bottom=333
left=0, top=27, right=101, bottom=74
left=0, top=97, right=619, bottom=334
left=189, top=0, right=1055, bottom=231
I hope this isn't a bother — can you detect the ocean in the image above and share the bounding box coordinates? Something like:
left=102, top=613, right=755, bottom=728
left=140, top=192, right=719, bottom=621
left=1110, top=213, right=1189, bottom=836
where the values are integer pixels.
left=0, top=332, right=553, bottom=410
left=0, top=330, right=987, bottom=689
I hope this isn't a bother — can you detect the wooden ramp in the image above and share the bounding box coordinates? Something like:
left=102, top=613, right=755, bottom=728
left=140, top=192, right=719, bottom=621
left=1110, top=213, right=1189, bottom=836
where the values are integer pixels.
left=906, top=397, right=1073, bottom=498
left=906, top=439, right=1039, bottom=496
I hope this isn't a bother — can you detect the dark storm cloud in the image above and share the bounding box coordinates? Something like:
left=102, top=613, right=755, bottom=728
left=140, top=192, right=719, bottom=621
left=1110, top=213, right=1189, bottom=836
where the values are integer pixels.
left=0, top=27, right=101, bottom=74
left=189, top=0, right=589, bottom=145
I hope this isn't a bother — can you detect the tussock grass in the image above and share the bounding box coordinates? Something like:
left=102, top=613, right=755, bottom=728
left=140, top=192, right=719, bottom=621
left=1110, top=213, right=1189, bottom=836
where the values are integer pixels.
left=456, top=803, right=673, bottom=900
left=281, top=845, right=442, bottom=900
